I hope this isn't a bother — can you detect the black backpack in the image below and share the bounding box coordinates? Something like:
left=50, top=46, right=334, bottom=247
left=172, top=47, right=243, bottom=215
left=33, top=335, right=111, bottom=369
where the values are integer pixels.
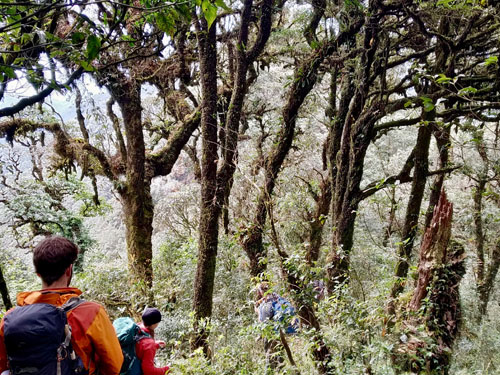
left=3, top=297, right=88, bottom=375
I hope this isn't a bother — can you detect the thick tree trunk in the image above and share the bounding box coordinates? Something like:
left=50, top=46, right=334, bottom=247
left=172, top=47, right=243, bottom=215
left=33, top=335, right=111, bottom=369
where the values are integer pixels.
left=470, top=128, right=500, bottom=320
left=112, top=83, right=155, bottom=303
left=326, top=7, right=380, bottom=292
left=409, top=192, right=453, bottom=312
left=192, top=15, right=219, bottom=355
left=242, top=17, right=364, bottom=278
left=121, top=185, right=154, bottom=300
left=305, top=176, right=332, bottom=266
left=389, top=14, right=452, bottom=312
left=478, top=239, right=500, bottom=318
left=424, top=127, right=450, bottom=229
left=474, top=175, right=500, bottom=319
left=393, top=191, right=465, bottom=374
left=388, top=120, right=432, bottom=311
left=191, top=0, right=274, bottom=353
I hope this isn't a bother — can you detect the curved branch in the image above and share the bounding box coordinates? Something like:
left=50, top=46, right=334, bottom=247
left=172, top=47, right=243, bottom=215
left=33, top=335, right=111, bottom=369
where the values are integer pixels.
left=0, top=67, right=84, bottom=118
left=0, top=118, right=117, bottom=182
left=246, top=0, right=274, bottom=63
left=147, top=109, right=201, bottom=177
left=303, top=0, right=326, bottom=47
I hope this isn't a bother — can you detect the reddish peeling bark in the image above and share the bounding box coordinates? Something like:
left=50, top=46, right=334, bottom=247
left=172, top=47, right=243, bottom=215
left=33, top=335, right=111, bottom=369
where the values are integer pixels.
left=393, top=191, right=465, bottom=374
left=409, top=191, right=453, bottom=312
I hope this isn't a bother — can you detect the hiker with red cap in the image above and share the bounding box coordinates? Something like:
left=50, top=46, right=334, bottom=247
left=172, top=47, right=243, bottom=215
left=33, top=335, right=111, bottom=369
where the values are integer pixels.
left=136, top=308, right=170, bottom=375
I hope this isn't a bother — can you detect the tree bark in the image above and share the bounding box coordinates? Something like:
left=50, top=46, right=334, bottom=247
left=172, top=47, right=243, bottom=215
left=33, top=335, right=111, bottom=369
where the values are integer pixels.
left=242, top=14, right=364, bottom=278
left=191, top=0, right=274, bottom=353
left=108, top=80, right=155, bottom=304
left=478, top=239, right=500, bottom=318
left=0, top=264, right=12, bottom=310
left=305, top=175, right=332, bottom=266
left=326, top=7, right=380, bottom=292
left=192, top=12, right=219, bottom=355
left=388, top=119, right=432, bottom=310
left=393, top=191, right=465, bottom=374
left=424, top=126, right=450, bottom=229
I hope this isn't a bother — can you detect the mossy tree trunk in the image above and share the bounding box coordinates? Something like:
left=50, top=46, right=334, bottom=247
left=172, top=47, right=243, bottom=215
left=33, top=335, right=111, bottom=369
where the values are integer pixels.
left=326, top=6, right=379, bottom=292
left=241, top=7, right=364, bottom=278
left=470, top=128, right=500, bottom=320
left=393, top=191, right=465, bottom=374
left=387, top=119, right=432, bottom=313
left=389, top=15, right=452, bottom=309
left=191, top=11, right=219, bottom=354
left=191, top=0, right=274, bottom=353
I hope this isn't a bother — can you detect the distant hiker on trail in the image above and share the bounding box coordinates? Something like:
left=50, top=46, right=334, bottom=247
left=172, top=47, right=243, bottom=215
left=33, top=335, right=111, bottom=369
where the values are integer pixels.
left=255, top=282, right=280, bottom=323
left=137, top=308, right=170, bottom=375
left=113, top=307, right=171, bottom=375
left=0, top=235, right=123, bottom=375
left=311, top=279, right=326, bottom=301
left=255, top=282, right=299, bottom=373
left=255, top=282, right=299, bottom=334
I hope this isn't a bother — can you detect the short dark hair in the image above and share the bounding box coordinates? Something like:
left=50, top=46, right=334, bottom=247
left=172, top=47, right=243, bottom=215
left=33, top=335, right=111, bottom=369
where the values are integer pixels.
left=33, top=236, right=79, bottom=285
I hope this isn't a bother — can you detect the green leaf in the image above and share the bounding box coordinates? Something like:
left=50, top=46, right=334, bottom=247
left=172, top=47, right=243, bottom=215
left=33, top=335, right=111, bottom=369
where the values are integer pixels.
left=436, top=73, right=452, bottom=84
left=421, top=96, right=434, bottom=112
left=404, top=100, right=413, bottom=108
left=176, top=4, right=192, bottom=20
left=0, top=66, right=16, bottom=79
left=214, top=0, right=231, bottom=11
left=71, top=32, right=86, bottom=45
left=436, top=0, right=453, bottom=8
left=484, top=56, right=498, bottom=66
left=50, top=50, right=66, bottom=58
left=202, top=0, right=217, bottom=29
left=458, top=86, right=478, bottom=96
left=20, top=32, right=33, bottom=44
left=121, top=34, right=136, bottom=46
left=79, top=60, right=95, bottom=72
left=86, top=35, right=101, bottom=60
left=156, top=12, right=175, bottom=37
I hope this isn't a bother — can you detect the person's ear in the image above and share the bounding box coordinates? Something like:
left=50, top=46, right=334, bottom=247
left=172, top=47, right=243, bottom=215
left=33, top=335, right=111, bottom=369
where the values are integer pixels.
left=66, top=264, right=73, bottom=286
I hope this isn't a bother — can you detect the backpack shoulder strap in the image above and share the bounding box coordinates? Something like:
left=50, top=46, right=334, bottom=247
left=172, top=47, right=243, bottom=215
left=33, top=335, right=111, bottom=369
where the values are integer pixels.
left=135, top=327, right=151, bottom=342
left=62, top=296, right=86, bottom=313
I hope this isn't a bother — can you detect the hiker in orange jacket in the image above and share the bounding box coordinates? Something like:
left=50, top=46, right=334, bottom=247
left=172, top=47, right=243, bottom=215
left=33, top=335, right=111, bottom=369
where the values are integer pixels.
left=136, top=308, right=170, bottom=375
left=0, top=236, right=123, bottom=375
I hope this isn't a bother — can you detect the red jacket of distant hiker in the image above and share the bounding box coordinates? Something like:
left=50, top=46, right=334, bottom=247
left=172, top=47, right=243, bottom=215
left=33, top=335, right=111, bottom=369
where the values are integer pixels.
left=0, top=287, right=123, bottom=375
left=136, top=324, right=170, bottom=375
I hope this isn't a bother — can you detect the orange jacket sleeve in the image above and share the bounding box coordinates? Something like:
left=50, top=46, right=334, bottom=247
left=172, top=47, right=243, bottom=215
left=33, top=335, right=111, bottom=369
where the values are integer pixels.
left=83, top=306, right=124, bottom=375
left=68, top=302, right=123, bottom=375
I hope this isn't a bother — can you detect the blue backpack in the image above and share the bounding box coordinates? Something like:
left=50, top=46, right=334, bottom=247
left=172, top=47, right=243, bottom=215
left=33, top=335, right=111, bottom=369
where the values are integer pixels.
left=271, top=296, right=299, bottom=334
left=259, top=296, right=299, bottom=334
left=113, top=317, right=150, bottom=375
left=3, top=297, right=88, bottom=375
